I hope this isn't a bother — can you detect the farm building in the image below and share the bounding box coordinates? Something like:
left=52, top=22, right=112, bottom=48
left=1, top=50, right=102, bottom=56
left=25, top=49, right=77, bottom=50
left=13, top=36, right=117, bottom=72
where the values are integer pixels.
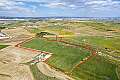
left=31, top=52, right=52, bottom=64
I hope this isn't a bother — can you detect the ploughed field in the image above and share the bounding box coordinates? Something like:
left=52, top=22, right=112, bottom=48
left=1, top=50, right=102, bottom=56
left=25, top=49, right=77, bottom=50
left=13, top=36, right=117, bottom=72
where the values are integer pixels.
left=22, top=38, right=119, bottom=80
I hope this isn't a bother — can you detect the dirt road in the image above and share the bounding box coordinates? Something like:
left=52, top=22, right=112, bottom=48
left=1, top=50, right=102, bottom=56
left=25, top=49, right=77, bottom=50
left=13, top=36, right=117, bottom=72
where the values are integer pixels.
left=0, top=27, right=74, bottom=80
left=0, top=46, right=73, bottom=80
left=0, top=46, right=35, bottom=80
left=0, top=46, right=74, bottom=80
left=37, top=62, right=74, bottom=80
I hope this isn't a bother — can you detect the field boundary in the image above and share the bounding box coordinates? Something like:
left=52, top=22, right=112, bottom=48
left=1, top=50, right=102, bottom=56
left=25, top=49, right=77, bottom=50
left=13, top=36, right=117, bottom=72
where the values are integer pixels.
left=43, top=37, right=98, bottom=67
left=14, top=36, right=98, bottom=79
left=15, top=36, right=98, bottom=66
left=15, top=37, right=53, bottom=62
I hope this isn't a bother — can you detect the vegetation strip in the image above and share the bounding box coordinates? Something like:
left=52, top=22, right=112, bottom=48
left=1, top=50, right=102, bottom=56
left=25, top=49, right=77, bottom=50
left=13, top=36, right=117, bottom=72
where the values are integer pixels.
left=0, top=45, right=9, bottom=49
left=116, top=67, right=120, bottom=80
left=0, top=73, right=11, bottom=78
left=29, top=64, right=59, bottom=80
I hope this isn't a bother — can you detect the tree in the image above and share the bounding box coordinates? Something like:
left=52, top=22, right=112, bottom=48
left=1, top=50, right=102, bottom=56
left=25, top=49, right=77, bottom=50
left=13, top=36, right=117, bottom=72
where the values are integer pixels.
left=36, top=33, right=44, bottom=38
left=36, top=32, right=55, bottom=38
left=0, top=26, right=5, bottom=32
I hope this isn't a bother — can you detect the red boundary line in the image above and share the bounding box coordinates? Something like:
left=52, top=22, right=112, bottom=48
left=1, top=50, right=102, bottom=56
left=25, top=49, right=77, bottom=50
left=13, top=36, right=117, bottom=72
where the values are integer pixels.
left=15, top=36, right=98, bottom=64
left=43, top=37, right=98, bottom=66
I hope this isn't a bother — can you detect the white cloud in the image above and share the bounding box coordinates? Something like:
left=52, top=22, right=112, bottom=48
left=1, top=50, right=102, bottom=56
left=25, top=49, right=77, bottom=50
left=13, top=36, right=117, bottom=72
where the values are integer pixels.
left=43, top=2, right=66, bottom=8
left=41, top=2, right=78, bottom=9
left=0, top=0, right=38, bottom=16
left=85, top=1, right=107, bottom=5
left=69, top=4, right=77, bottom=9
left=85, top=0, right=120, bottom=6
left=0, top=0, right=120, bottom=16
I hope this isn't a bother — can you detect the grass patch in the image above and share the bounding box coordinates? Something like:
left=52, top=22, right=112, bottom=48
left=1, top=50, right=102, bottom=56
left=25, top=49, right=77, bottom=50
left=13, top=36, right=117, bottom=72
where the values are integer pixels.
left=0, top=45, right=8, bottom=49
left=64, top=36, right=120, bottom=57
left=23, top=38, right=90, bottom=71
left=27, top=28, right=43, bottom=33
left=72, top=55, right=118, bottom=80
left=51, top=29, right=74, bottom=35
left=72, top=36, right=120, bottom=50
left=29, top=64, right=59, bottom=80
left=79, top=21, right=120, bottom=31
left=62, top=36, right=119, bottom=80
left=22, top=38, right=119, bottom=80
left=117, top=66, right=120, bottom=80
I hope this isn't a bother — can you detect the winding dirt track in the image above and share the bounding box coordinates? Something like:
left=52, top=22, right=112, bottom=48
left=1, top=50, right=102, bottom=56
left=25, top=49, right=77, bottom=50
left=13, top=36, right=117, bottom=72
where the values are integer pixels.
left=37, top=62, right=74, bottom=80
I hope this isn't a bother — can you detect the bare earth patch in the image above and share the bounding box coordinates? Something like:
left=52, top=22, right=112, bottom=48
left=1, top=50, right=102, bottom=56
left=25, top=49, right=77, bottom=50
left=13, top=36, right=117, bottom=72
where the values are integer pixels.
left=73, top=26, right=115, bottom=36
left=0, top=28, right=33, bottom=43
left=0, top=46, right=36, bottom=80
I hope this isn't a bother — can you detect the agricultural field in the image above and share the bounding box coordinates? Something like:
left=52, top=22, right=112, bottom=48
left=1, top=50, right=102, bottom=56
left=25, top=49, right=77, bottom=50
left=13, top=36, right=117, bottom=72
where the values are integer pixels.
left=64, top=36, right=120, bottom=57
left=0, top=20, right=120, bottom=80
left=23, top=38, right=91, bottom=71
left=23, top=37, right=119, bottom=80
left=72, top=55, right=118, bottom=80
left=0, top=45, right=8, bottom=49
left=29, top=64, right=59, bottom=80
left=22, top=20, right=120, bottom=80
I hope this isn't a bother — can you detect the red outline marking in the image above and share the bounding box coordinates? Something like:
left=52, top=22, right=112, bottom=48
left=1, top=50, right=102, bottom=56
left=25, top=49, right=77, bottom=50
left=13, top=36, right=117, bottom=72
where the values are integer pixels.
left=15, top=36, right=98, bottom=64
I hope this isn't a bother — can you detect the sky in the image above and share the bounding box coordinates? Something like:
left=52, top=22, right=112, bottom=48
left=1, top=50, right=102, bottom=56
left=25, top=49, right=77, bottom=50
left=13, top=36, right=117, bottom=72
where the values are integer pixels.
left=0, top=0, right=120, bottom=17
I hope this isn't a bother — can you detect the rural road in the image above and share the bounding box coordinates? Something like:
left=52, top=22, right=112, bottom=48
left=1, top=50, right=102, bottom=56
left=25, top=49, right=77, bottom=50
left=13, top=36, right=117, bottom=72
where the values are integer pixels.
left=0, top=45, right=74, bottom=80
left=0, top=46, right=35, bottom=80
left=37, top=62, right=74, bottom=80
left=0, top=27, right=74, bottom=80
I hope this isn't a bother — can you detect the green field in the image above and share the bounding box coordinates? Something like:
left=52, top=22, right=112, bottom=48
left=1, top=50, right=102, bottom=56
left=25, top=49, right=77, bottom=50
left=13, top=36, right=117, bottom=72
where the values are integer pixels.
left=22, top=21, right=120, bottom=80
left=0, top=45, right=8, bottom=49
left=26, top=28, right=43, bottom=33
left=22, top=38, right=119, bottom=80
left=63, top=36, right=119, bottom=80
left=72, top=55, right=118, bottom=80
left=64, top=36, right=120, bottom=57
left=23, top=38, right=90, bottom=71
left=74, top=36, right=120, bottom=50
